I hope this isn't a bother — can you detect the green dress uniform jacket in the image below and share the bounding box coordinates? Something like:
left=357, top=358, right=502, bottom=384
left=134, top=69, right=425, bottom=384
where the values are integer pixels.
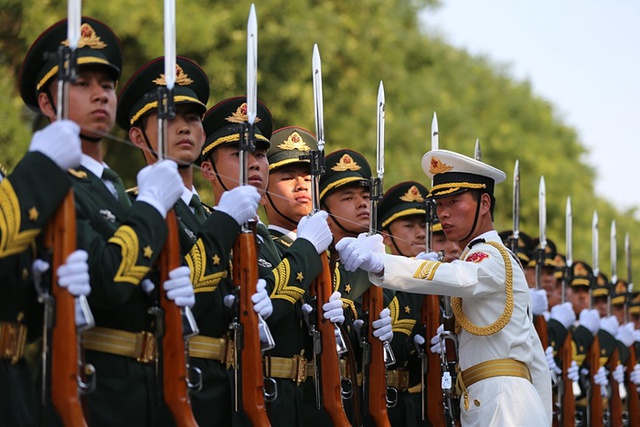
left=262, top=227, right=321, bottom=427
left=70, top=165, right=170, bottom=427
left=0, top=153, right=71, bottom=427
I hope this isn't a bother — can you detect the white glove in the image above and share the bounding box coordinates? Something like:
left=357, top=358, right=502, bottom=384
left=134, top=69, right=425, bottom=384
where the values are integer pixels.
left=633, top=329, right=640, bottom=344
left=322, top=291, right=345, bottom=325
left=530, top=289, right=548, bottom=316
left=613, top=364, right=626, bottom=384
left=578, top=308, right=601, bottom=335
left=213, top=185, right=260, bottom=225
left=600, top=315, right=619, bottom=337
left=372, top=308, right=393, bottom=343
left=335, top=233, right=385, bottom=273
left=550, top=302, right=576, bottom=329
left=616, top=323, right=635, bottom=347
left=163, top=266, right=195, bottom=308
left=594, top=366, right=609, bottom=390
left=140, top=278, right=155, bottom=294
left=353, top=319, right=364, bottom=335
left=415, top=251, right=440, bottom=261
left=29, top=120, right=81, bottom=170
left=57, top=250, right=91, bottom=297
left=136, top=160, right=183, bottom=218
left=251, top=279, right=273, bottom=319
left=630, top=363, right=640, bottom=385
left=414, top=334, right=426, bottom=346
left=301, top=302, right=313, bottom=325
left=429, top=324, right=444, bottom=354
left=545, top=346, right=562, bottom=375
left=567, top=360, right=580, bottom=382
left=297, top=211, right=333, bottom=254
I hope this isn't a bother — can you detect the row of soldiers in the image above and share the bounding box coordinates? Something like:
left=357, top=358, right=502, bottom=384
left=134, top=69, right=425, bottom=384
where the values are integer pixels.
left=6, top=12, right=635, bottom=427
left=499, top=230, right=640, bottom=426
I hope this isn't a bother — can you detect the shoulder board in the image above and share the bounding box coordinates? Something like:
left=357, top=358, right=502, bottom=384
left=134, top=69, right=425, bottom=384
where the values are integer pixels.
left=274, top=236, right=292, bottom=247
left=126, top=186, right=139, bottom=196
left=68, top=168, right=88, bottom=179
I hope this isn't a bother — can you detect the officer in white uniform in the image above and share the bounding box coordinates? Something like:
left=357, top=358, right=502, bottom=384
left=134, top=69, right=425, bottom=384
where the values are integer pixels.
left=336, top=149, right=552, bottom=426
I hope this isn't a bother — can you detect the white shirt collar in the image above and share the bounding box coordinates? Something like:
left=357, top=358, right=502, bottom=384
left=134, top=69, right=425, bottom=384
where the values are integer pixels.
left=80, top=154, right=109, bottom=178
left=268, top=224, right=297, bottom=241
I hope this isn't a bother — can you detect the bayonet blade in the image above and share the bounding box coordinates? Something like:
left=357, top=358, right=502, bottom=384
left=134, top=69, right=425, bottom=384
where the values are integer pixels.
left=592, top=211, right=599, bottom=277
left=566, top=197, right=573, bottom=267
left=538, top=176, right=547, bottom=251
left=512, top=160, right=520, bottom=243
left=246, top=4, right=257, bottom=125
left=67, top=0, right=81, bottom=49
left=376, top=81, right=385, bottom=180
left=626, top=232, right=633, bottom=291
left=312, top=44, right=324, bottom=151
left=163, top=0, right=176, bottom=90
left=431, top=112, right=438, bottom=151
left=474, top=138, right=481, bottom=161
left=611, top=220, right=617, bottom=284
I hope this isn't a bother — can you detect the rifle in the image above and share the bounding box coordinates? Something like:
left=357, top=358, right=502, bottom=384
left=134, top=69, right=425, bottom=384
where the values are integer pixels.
left=607, top=220, right=623, bottom=426
left=229, top=7, right=273, bottom=424
left=361, top=80, right=394, bottom=427
left=45, top=7, right=95, bottom=425
left=304, top=43, right=351, bottom=426
left=559, top=196, right=575, bottom=427
left=588, top=210, right=604, bottom=427
left=625, top=345, right=640, bottom=427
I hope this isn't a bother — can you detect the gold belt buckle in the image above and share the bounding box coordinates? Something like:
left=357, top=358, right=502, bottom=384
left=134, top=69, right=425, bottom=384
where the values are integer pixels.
left=135, top=331, right=156, bottom=363
left=293, top=354, right=307, bottom=385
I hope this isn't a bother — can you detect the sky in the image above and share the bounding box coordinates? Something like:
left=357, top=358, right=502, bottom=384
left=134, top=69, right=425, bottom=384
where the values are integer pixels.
left=420, top=0, right=640, bottom=213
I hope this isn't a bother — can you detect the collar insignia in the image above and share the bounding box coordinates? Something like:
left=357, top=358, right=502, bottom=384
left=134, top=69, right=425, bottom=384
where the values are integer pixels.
left=68, top=169, right=88, bottom=179
left=331, top=154, right=361, bottom=172
left=226, top=102, right=262, bottom=125
left=152, top=64, right=194, bottom=87
left=277, top=131, right=310, bottom=151
left=399, top=185, right=424, bottom=202
left=258, top=258, right=272, bottom=268
left=429, top=157, right=453, bottom=175
left=62, top=24, right=107, bottom=49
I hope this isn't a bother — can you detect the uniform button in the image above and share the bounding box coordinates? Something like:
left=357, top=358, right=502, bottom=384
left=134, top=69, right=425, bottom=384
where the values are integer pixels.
left=474, top=399, right=481, bottom=407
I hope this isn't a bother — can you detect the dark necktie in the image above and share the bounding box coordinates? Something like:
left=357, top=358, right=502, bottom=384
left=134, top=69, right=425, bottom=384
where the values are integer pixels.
left=256, top=222, right=279, bottom=257
left=189, top=194, right=207, bottom=224
left=102, top=168, right=132, bottom=208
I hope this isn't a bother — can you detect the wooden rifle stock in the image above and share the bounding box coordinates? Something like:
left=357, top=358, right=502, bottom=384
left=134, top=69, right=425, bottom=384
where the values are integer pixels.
left=626, top=345, right=640, bottom=427
left=158, top=210, right=197, bottom=426
left=46, top=190, right=87, bottom=427
left=232, top=228, right=270, bottom=426
left=608, top=348, right=623, bottom=427
left=534, top=315, right=549, bottom=349
left=311, top=252, right=350, bottom=426
left=422, top=295, right=446, bottom=425
left=589, top=335, right=604, bottom=427
left=560, top=330, right=576, bottom=427
left=362, top=286, right=390, bottom=427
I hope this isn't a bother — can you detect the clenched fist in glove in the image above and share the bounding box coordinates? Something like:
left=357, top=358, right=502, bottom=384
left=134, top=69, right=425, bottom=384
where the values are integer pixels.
left=594, top=366, right=610, bottom=396
left=612, top=364, right=626, bottom=384
left=137, top=160, right=183, bottom=218
left=429, top=324, right=444, bottom=354
left=600, top=315, right=619, bottom=337
left=545, top=346, right=562, bottom=375
left=616, top=323, right=635, bottom=347
left=335, top=233, right=385, bottom=273
left=630, top=363, right=640, bottom=386
left=578, top=308, right=601, bottom=335
left=529, top=288, right=548, bottom=316
left=29, top=120, right=82, bottom=170
left=214, top=185, right=260, bottom=225
left=415, top=251, right=440, bottom=261
left=323, top=291, right=345, bottom=325
left=567, top=360, right=580, bottom=382
left=550, top=302, right=576, bottom=329
left=372, top=308, right=393, bottom=343
left=297, top=211, right=333, bottom=254
left=56, top=250, right=91, bottom=297
left=163, top=266, right=195, bottom=308
left=251, top=279, right=273, bottom=319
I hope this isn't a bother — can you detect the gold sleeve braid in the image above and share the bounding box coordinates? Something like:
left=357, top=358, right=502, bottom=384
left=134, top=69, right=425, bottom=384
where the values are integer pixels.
left=108, top=225, right=151, bottom=285
left=185, top=239, right=227, bottom=293
left=270, top=258, right=304, bottom=304
left=451, top=241, right=514, bottom=336
left=0, top=179, right=40, bottom=258
left=413, top=260, right=441, bottom=280
left=388, top=297, right=416, bottom=336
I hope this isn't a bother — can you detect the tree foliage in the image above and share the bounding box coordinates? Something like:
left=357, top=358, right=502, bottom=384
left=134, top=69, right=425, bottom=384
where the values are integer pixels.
left=1, top=0, right=638, bottom=284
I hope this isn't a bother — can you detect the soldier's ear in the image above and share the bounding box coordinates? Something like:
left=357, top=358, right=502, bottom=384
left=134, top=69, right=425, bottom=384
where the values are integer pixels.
left=129, top=127, right=146, bottom=149
left=200, top=160, right=215, bottom=181
left=37, top=91, right=56, bottom=120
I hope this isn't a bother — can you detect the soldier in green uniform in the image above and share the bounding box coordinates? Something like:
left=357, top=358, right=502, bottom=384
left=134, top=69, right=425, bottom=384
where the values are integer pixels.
left=19, top=17, right=191, bottom=426
left=265, top=126, right=349, bottom=425
left=1, top=70, right=91, bottom=426
left=377, top=181, right=431, bottom=427
left=200, top=98, right=332, bottom=426
left=116, top=58, right=272, bottom=425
